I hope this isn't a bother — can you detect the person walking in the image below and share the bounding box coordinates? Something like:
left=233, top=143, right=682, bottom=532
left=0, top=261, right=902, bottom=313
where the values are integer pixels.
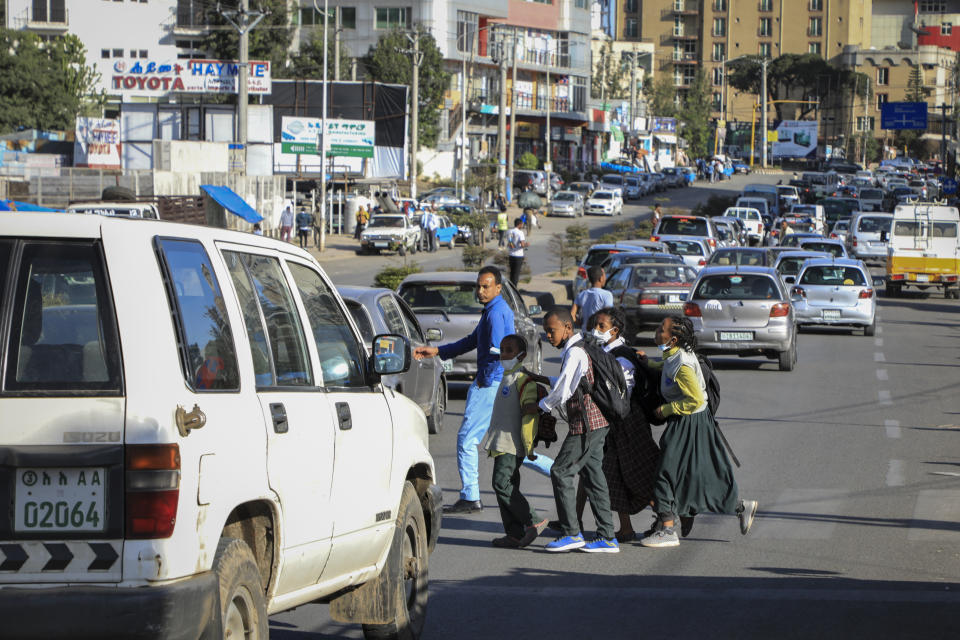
left=651, top=204, right=663, bottom=229
left=526, top=308, right=618, bottom=553
left=506, top=218, right=528, bottom=287
left=354, top=204, right=369, bottom=240
left=279, top=204, right=294, bottom=242
left=497, top=207, right=510, bottom=248
left=413, top=267, right=515, bottom=514
left=571, top=266, right=613, bottom=334
left=481, top=334, right=549, bottom=548
left=638, top=316, right=758, bottom=548
left=295, top=209, right=313, bottom=249
left=421, top=208, right=439, bottom=252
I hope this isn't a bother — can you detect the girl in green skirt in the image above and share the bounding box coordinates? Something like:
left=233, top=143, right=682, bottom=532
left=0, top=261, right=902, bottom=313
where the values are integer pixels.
left=639, top=316, right=758, bottom=548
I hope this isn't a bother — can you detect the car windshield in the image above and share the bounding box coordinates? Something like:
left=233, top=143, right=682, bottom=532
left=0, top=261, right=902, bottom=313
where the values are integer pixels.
left=659, top=217, right=707, bottom=236
left=602, top=175, right=623, bottom=185
left=593, top=192, right=613, bottom=200
left=776, top=257, right=809, bottom=275
left=630, top=266, right=697, bottom=286
left=554, top=193, right=577, bottom=201
left=367, top=217, right=404, bottom=228
left=585, top=249, right=620, bottom=266
left=792, top=206, right=815, bottom=215
left=709, top=251, right=766, bottom=266
left=625, top=178, right=639, bottom=186
left=665, top=240, right=704, bottom=256
left=800, top=241, right=844, bottom=257
left=398, top=283, right=484, bottom=314
left=693, top=274, right=780, bottom=300
left=857, top=217, right=891, bottom=233
left=799, top=266, right=867, bottom=286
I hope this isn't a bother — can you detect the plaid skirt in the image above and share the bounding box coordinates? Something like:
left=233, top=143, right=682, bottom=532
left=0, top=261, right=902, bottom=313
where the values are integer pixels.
left=602, top=408, right=660, bottom=514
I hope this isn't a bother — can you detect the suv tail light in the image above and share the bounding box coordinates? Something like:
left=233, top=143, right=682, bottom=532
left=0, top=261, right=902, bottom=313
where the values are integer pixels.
left=858, top=288, right=873, bottom=299
left=698, top=258, right=706, bottom=266
left=769, top=303, right=791, bottom=317
left=852, top=237, right=858, bottom=247
left=792, top=286, right=806, bottom=298
left=650, top=235, right=660, bottom=242
left=638, top=291, right=659, bottom=305
left=683, top=302, right=701, bottom=317
left=577, top=266, right=587, bottom=279
left=707, top=238, right=717, bottom=248
left=126, top=444, right=180, bottom=539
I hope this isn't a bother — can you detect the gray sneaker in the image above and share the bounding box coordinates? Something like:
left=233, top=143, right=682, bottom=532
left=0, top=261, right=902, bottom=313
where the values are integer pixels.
left=639, top=527, right=680, bottom=548
left=738, top=499, right=758, bottom=535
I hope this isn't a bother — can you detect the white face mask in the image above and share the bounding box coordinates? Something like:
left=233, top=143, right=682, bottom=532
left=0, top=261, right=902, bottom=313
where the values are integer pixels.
left=592, top=328, right=613, bottom=343
left=501, top=356, right=523, bottom=370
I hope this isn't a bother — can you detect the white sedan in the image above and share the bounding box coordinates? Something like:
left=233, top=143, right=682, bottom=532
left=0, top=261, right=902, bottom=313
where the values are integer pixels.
left=586, top=189, right=622, bottom=216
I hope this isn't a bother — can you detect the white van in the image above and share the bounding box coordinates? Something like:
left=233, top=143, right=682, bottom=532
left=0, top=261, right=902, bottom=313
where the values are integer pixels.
left=846, top=212, right=893, bottom=264
left=0, top=212, right=441, bottom=638
left=885, top=203, right=960, bottom=298
left=66, top=201, right=161, bottom=219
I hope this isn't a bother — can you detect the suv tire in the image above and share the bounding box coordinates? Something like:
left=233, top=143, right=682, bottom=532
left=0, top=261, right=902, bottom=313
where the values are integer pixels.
left=214, top=538, right=269, bottom=640
left=778, top=338, right=797, bottom=372
left=427, top=380, right=446, bottom=435
left=863, top=318, right=877, bottom=336
left=362, top=482, right=429, bottom=640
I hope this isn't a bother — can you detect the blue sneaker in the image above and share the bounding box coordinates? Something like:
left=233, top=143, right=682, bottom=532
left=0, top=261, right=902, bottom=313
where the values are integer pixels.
left=580, top=537, right=620, bottom=553
left=544, top=534, right=585, bottom=552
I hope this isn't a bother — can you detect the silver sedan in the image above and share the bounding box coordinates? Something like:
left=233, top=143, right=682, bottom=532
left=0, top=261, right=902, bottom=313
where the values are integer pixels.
left=790, top=258, right=877, bottom=335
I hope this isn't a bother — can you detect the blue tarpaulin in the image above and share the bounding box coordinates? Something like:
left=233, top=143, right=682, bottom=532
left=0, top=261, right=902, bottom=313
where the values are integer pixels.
left=0, top=200, right=62, bottom=212
left=200, top=185, right=263, bottom=223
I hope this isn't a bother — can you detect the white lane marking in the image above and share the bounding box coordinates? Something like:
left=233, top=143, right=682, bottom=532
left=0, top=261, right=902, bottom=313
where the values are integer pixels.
left=879, top=390, right=893, bottom=406
left=874, top=338, right=884, bottom=347
left=931, top=471, right=960, bottom=478
left=908, top=490, right=960, bottom=542
left=874, top=352, right=886, bottom=362
left=876, top=369, right=888, bottom=381
left=751, top=489, right=844, bottom=540
left=886, top=460, right=905, bottom=487
left=885, top=419, right=902, bottom=439
left=876, top=325, right=883, bottom=335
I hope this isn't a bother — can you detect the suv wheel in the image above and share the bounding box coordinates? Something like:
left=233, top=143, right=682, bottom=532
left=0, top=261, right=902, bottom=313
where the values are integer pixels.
left=214, top=538, right=269, bottom=640
left=362, top=482, right=429, bottom=640
left=778, top=337, right=797, bottom=372
left=398, top=244, right=407, bottom=257
left=863, top=317, right=877, bottom=336
left=427, top=380, right=446, bottom=435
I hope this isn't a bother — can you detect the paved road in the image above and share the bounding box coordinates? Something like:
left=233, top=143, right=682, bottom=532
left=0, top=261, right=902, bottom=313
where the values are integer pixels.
left=273, top=177, right=960, bottom=639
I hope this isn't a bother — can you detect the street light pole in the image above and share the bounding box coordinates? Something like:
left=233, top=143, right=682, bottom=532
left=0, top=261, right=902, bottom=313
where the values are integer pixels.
left=218, top=0, right=266, bottom=175
left=761, top=57, right=769, bottom=169
left=497, top=39, right=508, bottom=197
left=545, top=42, right=551, bottom=206
left=508, top=35, right=518, bottom=203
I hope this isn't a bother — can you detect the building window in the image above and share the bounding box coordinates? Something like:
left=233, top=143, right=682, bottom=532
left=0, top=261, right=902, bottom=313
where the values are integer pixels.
left=943, top=23, right=953, bottom=36
left=918, top=1, right=946, bottom=12
left=809, top=41, right=821, bottom=55
left=139, top=50, right=148, bottom=58
left=375, top=7, right=410, bottom=30
left=31, top=0, right=66, bottom=23
left=713, top=42, right=725, bottom=61
left=714, top=0, right=728, bottom=10
left=457, top=11, right=479, bottom=53
left=809, top=0, right=823, bottom=10
left=101, top=49, right=110, bottom=59
left=809, top=17, right=822, bottom=36
left=674, top=17, right=684, bottom=36
left=674, top=0, right=685, bottom=10
left=713, top=92, right=722, bottom=110
left=876, top=93, right=889, bottom=111
left=625, top=0, right=638, bottom=12
left=340, top=7, right=356, bottom=29
left=575, top=0, right=589, bottom=8
left=674, top=66, right=696, bottom=86
left=759, top=42, right=771, bottom=57
left=759, top=17, right=772, bottom=36
left=877, top=68, right=889, bottom=85
left=857, top=116, right=876, bottom=132
left=759, top=0, right=772, bottom=11
left=176, top=0, right=205, bottom=28
left=112, top=48, right=123, bottom=58
left=713, top=18, right=726, bottom=36
left=625, top=18, right=639, bottom=38
left=712, top=67, right=723, bottom=85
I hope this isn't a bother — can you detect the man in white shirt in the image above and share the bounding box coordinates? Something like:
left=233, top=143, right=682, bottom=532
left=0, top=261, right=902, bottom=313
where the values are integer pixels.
left=506, top=218, right=529, bottom=286
left=420, top=210, right=437, bottom=252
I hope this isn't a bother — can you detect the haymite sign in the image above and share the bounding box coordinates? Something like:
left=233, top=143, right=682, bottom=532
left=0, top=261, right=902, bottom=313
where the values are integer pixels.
left=110, top=59, right=271, bottom=96
left=74, top=118, right=121, bottom=170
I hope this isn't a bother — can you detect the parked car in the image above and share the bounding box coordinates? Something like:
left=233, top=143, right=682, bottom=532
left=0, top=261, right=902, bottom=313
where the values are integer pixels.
left=798, top=238, right=849, bottom=258
left=431, top=214, right=461, bottom=249
left=661, top=236, right=714, bottom=271
left=845, top=212, right=893, bottom=263
left=712, top=218, right=742, bottom=247
left=568, top=181, right=594, bottom=198
left=514, top=170, right=549, bottom=195
left=623, top=176, right=643, bottom=200
left=685, top=266, right=798, bottom=371
left=0, top=212, right=441, bottom=638
left=398, top=272, right=543, bottom=377
left=736, top=197, right=771, bottom=221
left=661, top=167, right=686, bottom=188
left=732, top=159, right=752, bottom=174
left=359, top=214, right=421, bottom=255
left=653, top=214, right=720, bottom=250
left=636, top=172, right=658, bottom=194
left=604, top=263, right=700, bottom=342
left=586, top=189, right=622, bottom=216
left=617, top=239, right=669, bottom=253
left=548, top=191, right=585, bottom=217
left=779, top=231, right=823, bottom=248
left=420, top=189, right=461, bottom=207
left=791, top=258, right=877, bottom=335
left=337, top=287, right=447, bottom=433
left=858, top=188, right=885, bottom=212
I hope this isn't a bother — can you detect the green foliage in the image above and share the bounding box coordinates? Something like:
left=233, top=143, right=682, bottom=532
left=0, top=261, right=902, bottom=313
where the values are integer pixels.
left=287, top=31, right=352, bottom=79
left=0, top=31, right=103, bottom=133
left=893, top=129, right=926, bottom=160
left=907, top=65, right=930, bottom=102
left=846, top=133, right=881, bottom=165
left=564, top=223, right=591, bottom=261
left=374, top=263, right=421, bottom=290
left=461, top=245, right=495, bottom=269
left=692, top=194, right=739, bottom=218
left=202, top=1, right=292, bottom=77
left=679, top=69, right=712, bottom=159
left=597, top=233, right=620, bottom=245
left=450, top=209, right=490, bottom=242
left=517, top=151, right=540, bottom=170
left=591, top=41, right=629, bottom=101
left=727, top=53, right=835, bottom=120
left=364, top=28, right=449, bottom=148
left=649, top=74, right=677, bottom=118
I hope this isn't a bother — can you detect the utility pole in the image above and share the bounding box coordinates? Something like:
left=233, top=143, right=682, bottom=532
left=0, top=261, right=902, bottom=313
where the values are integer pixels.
left=398, top=31, right=424, bottom=198
left=218, top=0, right=266, bottom=175
left=761, top=57, right=769, bottom=169
left=939, top=103, right=952, bottom=168
left=508, top=35, right=518, bottom=203
left=862, top=76, right=870, bottom=166
left=545, top=44, right=552, bottom=206
left=333, top=8, right=341, bottom=81
left=496, top=39, right=508, bottom=196
left=313, top=0, right=330, bottom=250
left=629, top=46, right=638, bottom=136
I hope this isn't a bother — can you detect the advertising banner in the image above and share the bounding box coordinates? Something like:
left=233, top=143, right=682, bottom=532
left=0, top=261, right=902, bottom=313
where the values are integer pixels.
left=74, top=118, right=121, bottom=169
left=281, top=118, right=375, bottom=158
left=280, top=117, right=322, bottom=154
left=109, top=59, right=271, bottom=97
left=772, top=120, right=817, bottom=158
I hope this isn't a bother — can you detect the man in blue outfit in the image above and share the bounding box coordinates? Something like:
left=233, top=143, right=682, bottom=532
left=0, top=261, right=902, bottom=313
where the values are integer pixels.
left=413, top=266, right=515, bottom=514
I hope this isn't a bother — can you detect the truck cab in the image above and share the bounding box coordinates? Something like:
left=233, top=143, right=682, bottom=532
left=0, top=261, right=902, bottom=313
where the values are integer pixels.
left=885, top=203, right=960, bottom=298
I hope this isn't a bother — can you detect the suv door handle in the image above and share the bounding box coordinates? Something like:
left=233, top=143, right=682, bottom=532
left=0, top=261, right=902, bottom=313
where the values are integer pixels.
left=270, top=403, right=288, bottom=434
left=336, top=402, right=352, bottom=431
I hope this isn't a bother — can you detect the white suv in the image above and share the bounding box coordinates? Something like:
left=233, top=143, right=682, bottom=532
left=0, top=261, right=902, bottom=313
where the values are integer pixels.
left=0, top=213, right=441, bottom=639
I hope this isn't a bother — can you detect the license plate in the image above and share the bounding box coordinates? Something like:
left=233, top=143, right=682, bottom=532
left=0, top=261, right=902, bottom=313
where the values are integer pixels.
left=667, top=294, right=682, bottom=303
left=15, top=468, right=106, bottom=532
left=823, top=309, right=841, bottom=320
left=441, top=360, right=453, bottom=372
left=374, top=242, right=389, bottom=248
left=719, top=331, right=753, bottom=341
left=916, top=274, right=930, bottom=282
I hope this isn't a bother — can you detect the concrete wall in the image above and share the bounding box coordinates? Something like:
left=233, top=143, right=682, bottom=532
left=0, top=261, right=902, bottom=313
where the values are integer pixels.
left=418, top=149, right=456, bottom=181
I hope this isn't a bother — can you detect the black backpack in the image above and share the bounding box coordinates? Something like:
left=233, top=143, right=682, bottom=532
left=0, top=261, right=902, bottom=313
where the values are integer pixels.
left=635, top=351, right=719, bottom=424
left=570, top=339, right=631, bottom=425
left=697, top=353, right=721, bottom=417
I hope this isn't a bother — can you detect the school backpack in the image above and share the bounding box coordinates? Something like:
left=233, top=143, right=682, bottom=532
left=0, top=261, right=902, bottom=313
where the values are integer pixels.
left=519, top=378, right=558, bottom=448
left=571, top=339, right=631, bottom=425
left=697, top=352, right=721, bottom=417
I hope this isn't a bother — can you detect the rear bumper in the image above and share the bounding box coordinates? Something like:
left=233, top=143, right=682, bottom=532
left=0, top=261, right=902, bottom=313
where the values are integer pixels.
left=0, top=572, right=220, bottom=640
left=795, top=306, right=874, bottom=326
left=696, top=327, right=792, bottom=355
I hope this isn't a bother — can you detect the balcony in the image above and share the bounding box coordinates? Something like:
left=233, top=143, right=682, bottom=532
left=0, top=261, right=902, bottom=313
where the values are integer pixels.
left=672, top=51, right=700, bottom=63
left=174, top=3, right=209, bottom=34
left=662, top=6, right=700, bottom=18
left=18, top=7, right=69, bottom=31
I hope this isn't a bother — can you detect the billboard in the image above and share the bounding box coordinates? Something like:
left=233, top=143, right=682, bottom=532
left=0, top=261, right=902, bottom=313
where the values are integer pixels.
left=280, top=118, right=375, bottom=158
left=109, top=59, right=271, bottom=97
left=74, top=118, right=121, bottom=169
left=880, top=102, right=928, bottom=130
left=280, top=117, right=322, bottom=154
left=772, top=120, right=817, bottom=158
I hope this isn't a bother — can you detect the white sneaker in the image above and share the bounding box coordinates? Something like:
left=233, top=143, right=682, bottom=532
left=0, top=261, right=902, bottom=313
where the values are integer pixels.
left=639, top=527, right=680, bottom=548
left=738, top=499, right=758, bottom=535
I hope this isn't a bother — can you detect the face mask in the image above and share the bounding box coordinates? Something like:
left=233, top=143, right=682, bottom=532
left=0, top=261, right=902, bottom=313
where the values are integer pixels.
left=657, top=341, right=674, bottom=353
left=592, top=328, right=613, bottom=343
left=501, top=355, right=523, bottom=370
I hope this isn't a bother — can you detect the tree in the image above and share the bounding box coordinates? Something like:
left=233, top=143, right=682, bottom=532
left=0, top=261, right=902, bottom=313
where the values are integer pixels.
left=202, top=0, right=292, bottom=77
left=679, top=69, right=712, bottom=158
left=648, top=73, right=677, bottom=118
left=0, top=30, right=103, bottom=133
left=727, top=53, right=835, bottom=121
left=364, top=27, right=449, bottom=149
left=591, top=42, right=628, bottom=102
left=517, top=151, right=539, bottom=170
left=906, top=64, right=931, bottom=102
left=288, top=30, right=351, bottom=80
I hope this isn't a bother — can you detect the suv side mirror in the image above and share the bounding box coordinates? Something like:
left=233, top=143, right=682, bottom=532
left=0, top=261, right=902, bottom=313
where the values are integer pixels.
left=425, top=327, right=443, bottom=342
left=527, top=304, right=542, bottom=316
left=371, top=334, right=411, bottom=376
left=784, top=275, right=796, bottom=284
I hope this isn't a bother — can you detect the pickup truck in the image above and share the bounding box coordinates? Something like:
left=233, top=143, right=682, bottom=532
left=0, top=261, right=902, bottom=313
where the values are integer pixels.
left=360, top=214, right=421, bottom=255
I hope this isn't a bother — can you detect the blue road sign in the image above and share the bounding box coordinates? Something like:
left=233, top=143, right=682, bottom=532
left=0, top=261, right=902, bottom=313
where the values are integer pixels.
left=942, top=178, right=958, bottom=196
left=881, top=102, right=928, bottom=130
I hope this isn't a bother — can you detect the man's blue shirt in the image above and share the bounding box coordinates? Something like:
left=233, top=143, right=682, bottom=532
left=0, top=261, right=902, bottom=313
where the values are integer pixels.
left=437, top=294, right=514, bottom=387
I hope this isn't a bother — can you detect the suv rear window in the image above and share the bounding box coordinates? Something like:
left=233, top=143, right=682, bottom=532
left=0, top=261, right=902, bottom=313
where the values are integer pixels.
left=665, top=240, right=704, bottom=256
left=857, top=217, right=891, bottom=233
left=694, top=274, right=780, bottom=300
left=799, top=266, right=866, bottom=286
left=4, top=241, right=122, bottom=394
left=799, top=241, right=844, bottom=257
left=659, top=217, right=707, bottom=236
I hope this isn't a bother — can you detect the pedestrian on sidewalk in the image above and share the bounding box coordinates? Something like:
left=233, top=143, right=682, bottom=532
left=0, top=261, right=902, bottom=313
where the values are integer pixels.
left=651, top=204, right=663, bottom=229
left=497, top=206, right=510, bottom=248
left=526, top=308, right=618, bottom=553
left=506, top=218, right=529, bottom=287
left=296, top=209, right=313, bottom=249
left=638, top=316, right=758, bottom=548
left=481, top=334, right=549, bottom=548
left=571, top=266, right=613, bottom=333
left=413, top=267, right=514, bottom=515
left=421, top=209, right=438, bottom=252
left=354, top=204, right=369, bottom=240
left=279, top=204, right=294, bottom=242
